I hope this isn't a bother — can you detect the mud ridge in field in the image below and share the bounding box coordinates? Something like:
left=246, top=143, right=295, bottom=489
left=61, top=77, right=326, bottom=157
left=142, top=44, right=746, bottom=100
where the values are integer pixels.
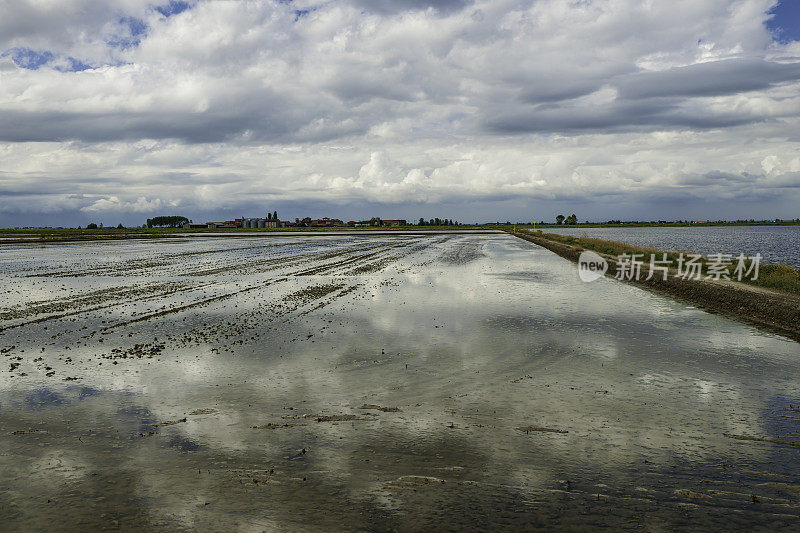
left=437, top=238, right=486, bottom=265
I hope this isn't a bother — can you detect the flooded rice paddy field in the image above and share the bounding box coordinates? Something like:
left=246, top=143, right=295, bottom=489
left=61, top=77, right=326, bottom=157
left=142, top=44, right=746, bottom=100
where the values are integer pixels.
left=545, top=225, right=800, bottom=265
left=1, top=233, right=799, bottom=531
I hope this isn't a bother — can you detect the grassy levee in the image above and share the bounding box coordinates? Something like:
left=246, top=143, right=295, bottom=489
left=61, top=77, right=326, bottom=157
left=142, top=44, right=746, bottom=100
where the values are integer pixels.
left=508, top=229, right=800, bottom=343
left=520, top=221, right=800, bottom=228
left=526, top=230, right=800, bottom=295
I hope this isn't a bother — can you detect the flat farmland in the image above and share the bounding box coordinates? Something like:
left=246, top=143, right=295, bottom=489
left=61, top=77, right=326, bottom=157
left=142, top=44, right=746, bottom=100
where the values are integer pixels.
left=1, top=233, right=799, bottom=531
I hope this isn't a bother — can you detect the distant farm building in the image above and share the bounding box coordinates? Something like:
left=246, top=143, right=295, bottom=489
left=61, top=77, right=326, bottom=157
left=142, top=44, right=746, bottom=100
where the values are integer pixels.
left=292, top=217, right=345, bottom=227
left=347, top=218, right=406, bottom=227
left=183, top=213, right=404, bottom=229
left=204, top=222, right=238, bottom=229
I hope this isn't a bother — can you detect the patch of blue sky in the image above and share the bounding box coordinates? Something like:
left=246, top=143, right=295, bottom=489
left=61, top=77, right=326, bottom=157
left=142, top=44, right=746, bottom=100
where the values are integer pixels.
left=275, top=0, right=314, bottom=21
left=155, top=0, right=191, bottom=17
left=128, top=16, right=148, bottom=36
left=106, top=16, right=148, bottom=49
left=767, top=1, right=800, bottom=43
left=5, top=47, right=54, bottom=70
left=55, top=57, right=93, bottom=72
left=3, top=47, right=94, bottom=71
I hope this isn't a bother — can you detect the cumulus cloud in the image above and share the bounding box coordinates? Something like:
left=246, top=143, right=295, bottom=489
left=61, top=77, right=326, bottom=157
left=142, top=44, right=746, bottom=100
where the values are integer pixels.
left=0, top=0, right=799, bottom=224
left=80, top=196, right=173, bottom=213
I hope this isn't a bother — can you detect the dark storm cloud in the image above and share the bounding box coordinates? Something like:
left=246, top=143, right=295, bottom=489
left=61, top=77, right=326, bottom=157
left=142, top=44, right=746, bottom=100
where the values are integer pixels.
left=0, top=104, right=370, bottom=144
left=484, top=100, right=759, bottom=134
left=519, top=82, right=603, bottom=104
left=497, top=58, right=800, bottom=134
left=0, top=112, right=201, bottom=143
left=676, top=171, right=756, bottom=186
left=616, top=58, right=800, bottom=99
left=517, top=58, right=800, bottom=110
left=766, top=172, right=800, bottom=188
left=325, top=73, right=422, bottom=103
left=8, top=57, right=792, bottom=143
left=0, top=109, right=281, bottom=143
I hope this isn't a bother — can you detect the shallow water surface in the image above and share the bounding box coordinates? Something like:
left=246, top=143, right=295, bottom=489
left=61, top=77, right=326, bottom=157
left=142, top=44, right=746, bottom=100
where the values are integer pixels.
left=546, top=225, right=800, bottom=265
left=1, top=234, right=799, bottom=530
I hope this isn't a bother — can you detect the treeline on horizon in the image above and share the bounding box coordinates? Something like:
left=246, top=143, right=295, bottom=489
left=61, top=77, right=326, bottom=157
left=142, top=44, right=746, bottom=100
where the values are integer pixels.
left=146, top=216, right=189, bottom=228
left=134, top=216, right=800, bottom=228
left=100, top=214, right=800, bottom=229
left=418, top=218, right=460, bottom=226
left=10, top=216, right=800, bottom=231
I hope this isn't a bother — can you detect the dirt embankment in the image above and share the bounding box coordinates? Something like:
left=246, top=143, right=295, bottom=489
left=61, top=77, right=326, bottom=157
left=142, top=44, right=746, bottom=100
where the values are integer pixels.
left=509, top=231, right=800, bottom=343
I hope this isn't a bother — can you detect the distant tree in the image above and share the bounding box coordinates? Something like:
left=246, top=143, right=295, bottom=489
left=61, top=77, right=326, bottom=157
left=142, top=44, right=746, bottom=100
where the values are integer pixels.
left=87, top=223, right=98, bottom=229
left=273, top=211, right=278, bottom=221
left=146, top=216, right=189, bottom=228
left=117, top=223, right=124, bottom=229
left=556, top=214, right=565, bottom=225
left=267, top=212, right=272, bottom=220
left=418, top=217, right=425, bottom=226
left=565, top=214, right=578, bottom=225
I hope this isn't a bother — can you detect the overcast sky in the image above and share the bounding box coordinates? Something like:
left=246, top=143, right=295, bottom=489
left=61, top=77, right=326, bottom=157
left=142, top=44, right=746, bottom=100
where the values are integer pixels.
left=1, top=0, right=799, bottom=226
